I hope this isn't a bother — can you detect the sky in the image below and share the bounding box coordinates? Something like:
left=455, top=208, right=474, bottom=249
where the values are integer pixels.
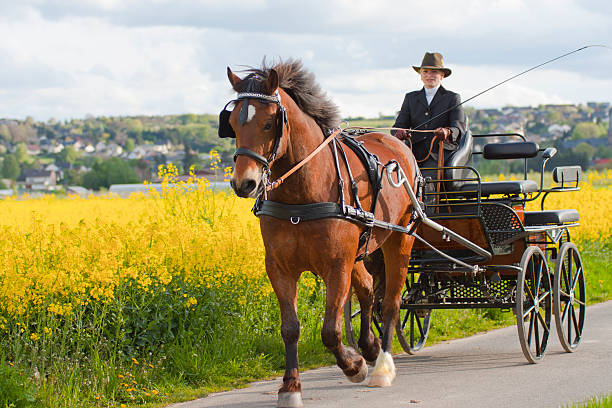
left=1, top=0, right=611, bottom=121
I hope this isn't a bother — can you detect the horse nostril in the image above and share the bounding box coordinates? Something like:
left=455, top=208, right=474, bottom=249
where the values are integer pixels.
left=241, top=179, right=257, bottom=195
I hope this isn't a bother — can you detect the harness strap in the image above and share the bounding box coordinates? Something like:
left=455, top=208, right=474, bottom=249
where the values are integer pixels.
left=266, top=128, right=341, bottom=191
left=254, top=200, right=345, bottom=222
left=234, top=147, right=269, bottom=167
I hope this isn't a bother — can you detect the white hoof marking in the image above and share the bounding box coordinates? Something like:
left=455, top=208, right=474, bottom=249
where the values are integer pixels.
left=277, top=391, right=303, bottom=408
left=368, top=351, right=396, bottom=387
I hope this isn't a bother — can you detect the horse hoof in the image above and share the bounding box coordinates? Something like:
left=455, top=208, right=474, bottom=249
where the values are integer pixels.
left=368, top=374, right=393, bottom=387
left=347, top=359, right=368, bottom=383
left=277, top=392, right=303, bottom=408
left=367, top=351, right=396, bottom=387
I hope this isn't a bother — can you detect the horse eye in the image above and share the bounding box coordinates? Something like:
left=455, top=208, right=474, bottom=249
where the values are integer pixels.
left=263, top=122, right=273, bottom=131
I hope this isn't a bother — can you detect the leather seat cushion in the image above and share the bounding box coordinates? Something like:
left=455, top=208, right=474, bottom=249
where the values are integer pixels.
left=459, top=180, right=538, bottom=196
left=524, top=209, right=579, bottom=225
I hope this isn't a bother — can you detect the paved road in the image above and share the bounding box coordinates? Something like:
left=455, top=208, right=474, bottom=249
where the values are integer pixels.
left=169, top=301, right=612, bottom=408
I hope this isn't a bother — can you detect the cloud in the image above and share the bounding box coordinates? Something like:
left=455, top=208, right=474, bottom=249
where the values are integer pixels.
left=0, top=1, right=610, bottom=120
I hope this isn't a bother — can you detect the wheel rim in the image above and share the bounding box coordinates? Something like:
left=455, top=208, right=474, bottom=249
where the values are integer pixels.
left=554, top=242, right=586, bottom=352
left=396, top=274, right=431, bottom=354
left=515, top=246, right=552, bottom=364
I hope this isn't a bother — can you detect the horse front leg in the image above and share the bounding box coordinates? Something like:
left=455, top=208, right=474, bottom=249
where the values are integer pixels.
left=368, top=233, right=414, bottom=387
left=267, top=263, right=303, bottom=408
left=351, top=260, right=381, bottom=363
left=321, top=265, right=368, bottom=383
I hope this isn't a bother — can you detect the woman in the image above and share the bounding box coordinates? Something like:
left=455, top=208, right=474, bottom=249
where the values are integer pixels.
left=392, top=52, right=466, bottom=170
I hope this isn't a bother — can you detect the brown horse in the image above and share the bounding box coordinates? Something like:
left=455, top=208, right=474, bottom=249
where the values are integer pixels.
left=224, top=59, right=419, bottom=407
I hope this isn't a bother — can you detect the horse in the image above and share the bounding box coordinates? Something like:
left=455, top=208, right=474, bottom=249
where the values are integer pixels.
left=222, top=59, right=419, bottom=408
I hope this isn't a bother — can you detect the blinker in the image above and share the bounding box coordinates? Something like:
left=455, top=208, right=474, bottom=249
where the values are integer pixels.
left=218, top=101, right=236, bottom=139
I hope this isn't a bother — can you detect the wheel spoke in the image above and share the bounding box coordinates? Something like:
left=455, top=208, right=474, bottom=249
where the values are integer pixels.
left=573, top=298, right=586, bottom=307
left=416, top=314, right=424, bottom=337
left=536, top=308, right=549, bottom=333
left=571, top=266, right=582, bottom=292
left=561, top=299, right=570, bottom=321
left=558, top=289, right=571, bottom=300
left=401, top=308, right=409, bottom=328
left=410, top=312, right=415, bottom=346
left=535, top=258, right=543, bottom=298
left=534, top=312, right=541, bottom=355
left=351, top=310, right=361, bottom=319
left=570, top=304, right=580, bottom=337
left=527, top=313, right=534, bottom=345
left=522, top=304, right=536, bottom=319
left=567, top=303, right=572, bottom=343
left=562, top=264, right=571, bottom=293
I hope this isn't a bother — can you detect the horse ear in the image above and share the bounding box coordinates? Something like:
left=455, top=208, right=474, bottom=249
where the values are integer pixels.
left=265, top=69, right=279, bottom=95
left=227, top=67, right=242, bottom=91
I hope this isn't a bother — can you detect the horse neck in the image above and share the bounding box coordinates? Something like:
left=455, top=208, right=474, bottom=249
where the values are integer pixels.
left=267, top=98, right=338, bottom=204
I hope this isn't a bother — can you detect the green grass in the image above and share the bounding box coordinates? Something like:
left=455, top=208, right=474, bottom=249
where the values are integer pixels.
left=567, top=393, right=612, bottom=408
left=1, top=239, right=609, bottom=408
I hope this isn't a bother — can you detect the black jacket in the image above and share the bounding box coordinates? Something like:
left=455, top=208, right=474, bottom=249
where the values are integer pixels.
left=393, top=86, right=466, bottom=161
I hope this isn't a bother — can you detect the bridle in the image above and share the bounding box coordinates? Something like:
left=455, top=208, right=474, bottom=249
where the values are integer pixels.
left=218, top=89, right=289, bottom=171
left=219, top=87, right=341, bottom=197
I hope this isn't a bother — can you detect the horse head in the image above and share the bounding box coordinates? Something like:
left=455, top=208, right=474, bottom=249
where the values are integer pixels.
left=222, top=67, right=289, bottom=198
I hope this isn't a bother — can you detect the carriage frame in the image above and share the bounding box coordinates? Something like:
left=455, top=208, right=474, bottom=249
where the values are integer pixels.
left=344, top=131, right=586, bottom=363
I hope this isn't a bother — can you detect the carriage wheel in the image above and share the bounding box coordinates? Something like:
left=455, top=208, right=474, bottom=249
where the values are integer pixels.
left=343, top=288, right=383, bottom=350
left=553, top=242, right=586, bottom=352
left=515, top=246, right=553, bottom=364
left=396, top=274, right=431, bottom=354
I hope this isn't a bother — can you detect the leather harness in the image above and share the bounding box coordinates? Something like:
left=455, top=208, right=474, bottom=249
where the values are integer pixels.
left=219, top=90, right=394, bottom=261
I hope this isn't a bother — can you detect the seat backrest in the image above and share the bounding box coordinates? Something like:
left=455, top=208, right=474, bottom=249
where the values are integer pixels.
left=552, top=166, right=581, bottom=184
left=445, top=129, right=473, bottom=190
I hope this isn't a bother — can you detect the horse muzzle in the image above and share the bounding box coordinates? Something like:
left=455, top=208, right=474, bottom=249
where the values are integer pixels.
left=231, top=175, right=264, bottom=198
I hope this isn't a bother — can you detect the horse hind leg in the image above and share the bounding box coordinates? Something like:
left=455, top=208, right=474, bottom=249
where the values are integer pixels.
left=351, top=260, right=381, bottom=364
left=321, top=266, right=368, bottom=383
left=368, top=233, right=414, bottom=387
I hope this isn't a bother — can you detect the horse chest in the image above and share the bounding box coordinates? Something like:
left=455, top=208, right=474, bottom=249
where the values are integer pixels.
left=260, top=219, right=361, bottom=269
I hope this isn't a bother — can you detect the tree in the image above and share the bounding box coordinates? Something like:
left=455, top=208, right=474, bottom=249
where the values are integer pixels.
left=58, top=145, right=79, bottom=164
left=573, top=142, right=596, bottom=161
left=0, top=124, right=10, bottom=141
left=571, top=122, right=605, bottom=140
left=82, top=158, right=140, bottom=190
left=124, top=138, right=135, bottom=152
left=2, top=155, right=20, bottom=180
left=15, top=143, right=30, bottom=164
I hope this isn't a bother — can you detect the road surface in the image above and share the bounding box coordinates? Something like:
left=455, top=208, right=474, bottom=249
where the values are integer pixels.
left=169, top=301, right=612, bottom=408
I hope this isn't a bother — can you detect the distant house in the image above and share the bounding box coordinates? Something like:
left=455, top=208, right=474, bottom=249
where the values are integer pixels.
left=20, top=169, right=57, bottom=190
left=26, top=144, right=41, bottom=155
left=106, top=142, right=123, bottom=156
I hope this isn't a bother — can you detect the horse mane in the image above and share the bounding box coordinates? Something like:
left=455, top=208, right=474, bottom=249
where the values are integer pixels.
left=236, top=58, right=341, bottom=130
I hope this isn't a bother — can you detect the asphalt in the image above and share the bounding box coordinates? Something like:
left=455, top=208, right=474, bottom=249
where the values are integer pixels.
left=168, top=301, right=612, bottom=408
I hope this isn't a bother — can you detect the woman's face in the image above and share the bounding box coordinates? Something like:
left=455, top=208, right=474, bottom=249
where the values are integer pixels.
left=420, top=68, right=445, bottom=89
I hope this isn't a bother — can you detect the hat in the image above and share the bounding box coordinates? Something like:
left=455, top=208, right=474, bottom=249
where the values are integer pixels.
left=413, top=52, right=451, bottom=77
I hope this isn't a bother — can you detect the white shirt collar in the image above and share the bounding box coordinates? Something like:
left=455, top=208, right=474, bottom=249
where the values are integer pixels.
left=424, top=85, right=440, bottom=105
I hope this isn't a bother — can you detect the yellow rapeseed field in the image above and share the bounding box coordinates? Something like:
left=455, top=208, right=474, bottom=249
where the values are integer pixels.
left=0, top=164, right=269, bottom=319
left=526, top=169, right=612, bottom=241
left=0, top=167, right=608, bottom=320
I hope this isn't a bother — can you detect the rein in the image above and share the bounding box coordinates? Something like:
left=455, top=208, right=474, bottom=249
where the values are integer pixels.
left=266, top=128, right=342, bottom=192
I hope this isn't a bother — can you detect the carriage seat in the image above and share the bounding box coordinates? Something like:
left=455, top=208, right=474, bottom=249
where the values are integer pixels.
left=458, top=179, right=538, bottom=197
left=444, top=130, right=473, bottom=191
left=523, top=209, right=579, bottom=226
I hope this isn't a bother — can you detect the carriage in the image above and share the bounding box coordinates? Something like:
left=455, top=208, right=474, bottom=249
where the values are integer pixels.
left=344, top=129, right=586, bottom=364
